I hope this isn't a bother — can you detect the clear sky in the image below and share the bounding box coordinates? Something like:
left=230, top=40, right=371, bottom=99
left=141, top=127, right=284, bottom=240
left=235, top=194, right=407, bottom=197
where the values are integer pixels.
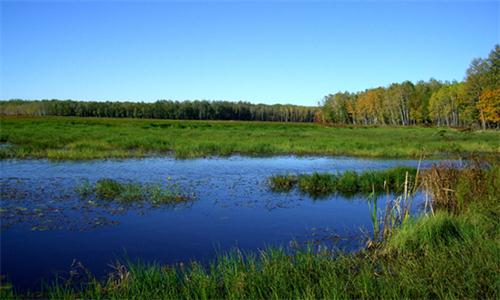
left=1, top=1, right=498, bottom=106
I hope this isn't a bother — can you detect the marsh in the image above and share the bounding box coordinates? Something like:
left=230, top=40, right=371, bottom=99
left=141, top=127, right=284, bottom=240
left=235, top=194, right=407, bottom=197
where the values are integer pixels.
left=0, top=156, right=438, bottom=290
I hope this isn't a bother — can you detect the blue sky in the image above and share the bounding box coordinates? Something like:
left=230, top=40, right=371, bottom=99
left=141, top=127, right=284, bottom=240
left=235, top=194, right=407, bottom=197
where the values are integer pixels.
left=1, top=1, right=498, bottom=106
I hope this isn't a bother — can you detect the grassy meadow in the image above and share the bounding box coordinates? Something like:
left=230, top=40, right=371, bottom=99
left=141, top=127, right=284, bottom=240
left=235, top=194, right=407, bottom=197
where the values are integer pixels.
left=0, top=116, right=499, bottom=160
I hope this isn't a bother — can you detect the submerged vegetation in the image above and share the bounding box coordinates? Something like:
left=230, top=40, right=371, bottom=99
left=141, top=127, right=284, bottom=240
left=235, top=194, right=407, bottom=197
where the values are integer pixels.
left=1, top=116, right=499, bottom=160
left=76, top=178, right=193, bottom=205
left=2, top=162, right=498, bottom=299
left=269, top=167, right=418, bottom=197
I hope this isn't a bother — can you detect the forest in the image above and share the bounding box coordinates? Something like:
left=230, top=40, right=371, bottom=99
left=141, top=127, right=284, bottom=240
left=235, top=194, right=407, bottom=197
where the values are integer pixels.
left=1, top=45, right=498, bottom=128
left=319, top=45, right=499, bottom=128
left=0, top=100, right=317, bottom=123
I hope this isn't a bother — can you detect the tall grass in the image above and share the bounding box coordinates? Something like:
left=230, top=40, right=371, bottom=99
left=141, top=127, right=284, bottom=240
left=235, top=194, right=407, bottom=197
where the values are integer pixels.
left=373, top=169, right=419, bottom=244
left=269, top=166, right=418, bottom=197
left=1, top=116, right=499, bottom=159
left=297, top=173, right=338, bottom=197
left=422, top=160, right=499, bottom=213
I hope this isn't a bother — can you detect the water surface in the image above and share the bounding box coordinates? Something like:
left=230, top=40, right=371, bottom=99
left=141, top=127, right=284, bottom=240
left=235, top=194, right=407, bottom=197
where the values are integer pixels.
left=1, top=156, right=438, bottom=290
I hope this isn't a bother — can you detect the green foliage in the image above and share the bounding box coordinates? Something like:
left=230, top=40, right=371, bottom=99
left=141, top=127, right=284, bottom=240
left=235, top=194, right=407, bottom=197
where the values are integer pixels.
left=0, top=99, right=317, bottom=122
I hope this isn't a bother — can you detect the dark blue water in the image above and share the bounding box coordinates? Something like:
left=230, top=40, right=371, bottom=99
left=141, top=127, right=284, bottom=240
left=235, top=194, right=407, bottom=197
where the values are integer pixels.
left=0, top=156, right=438, bottom=291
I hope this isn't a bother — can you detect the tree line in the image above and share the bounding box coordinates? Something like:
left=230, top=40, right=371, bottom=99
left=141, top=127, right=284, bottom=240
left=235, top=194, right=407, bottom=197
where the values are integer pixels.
left=0, top=100, right=317, bottom=123
left=318, top=45, right=499, bottom=128
left=1, top=45, right=498, bottom=127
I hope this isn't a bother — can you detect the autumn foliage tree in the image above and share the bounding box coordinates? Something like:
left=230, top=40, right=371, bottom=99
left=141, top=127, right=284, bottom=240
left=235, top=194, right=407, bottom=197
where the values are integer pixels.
left=319, top=45, right=499, bottom=128
left=477, top=89, right=500, bottom=127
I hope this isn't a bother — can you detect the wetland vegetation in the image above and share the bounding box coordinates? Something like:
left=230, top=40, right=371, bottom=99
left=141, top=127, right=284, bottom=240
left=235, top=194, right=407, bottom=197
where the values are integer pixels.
left=76, top=178, right=193, bottom=205
left=2, top=161, right=498, bottom=299
left=2, top=2, right=498, bottom=299
left=268, top=166, right=418, bottom=196
left=1, top=116, right=499, bottom=160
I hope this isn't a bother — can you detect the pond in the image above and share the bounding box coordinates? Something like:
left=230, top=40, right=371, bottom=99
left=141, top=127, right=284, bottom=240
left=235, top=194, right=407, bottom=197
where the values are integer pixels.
left=1, top=156, right=440, bottom=291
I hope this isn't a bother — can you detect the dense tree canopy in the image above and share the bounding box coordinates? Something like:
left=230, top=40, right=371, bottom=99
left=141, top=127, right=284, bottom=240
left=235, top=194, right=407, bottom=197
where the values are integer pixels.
left=319, top=45, right=499, bottom=128
left=0, top=100, right=317, bottom=123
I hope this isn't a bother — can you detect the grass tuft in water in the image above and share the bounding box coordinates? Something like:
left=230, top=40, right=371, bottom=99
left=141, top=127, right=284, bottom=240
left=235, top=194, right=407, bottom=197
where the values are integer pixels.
left=74, top=179, right=94, bottom=198
left=146, top=183, right=192, bottom=205
left=297, top=173, right=337, bottom=197
left=95, top=179, right=124, bottom=200
left=269, top=167, right=418, bottom=197
left=76, top=178, right=193, bottom=205
left=336, top=170, right=359, bottom=194
left=268, top=174, right=297, bottom=192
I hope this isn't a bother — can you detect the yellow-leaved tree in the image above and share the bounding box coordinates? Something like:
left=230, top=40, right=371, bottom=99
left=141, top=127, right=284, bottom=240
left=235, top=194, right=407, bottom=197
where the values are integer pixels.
left=477, top=88, right=500, bottom=127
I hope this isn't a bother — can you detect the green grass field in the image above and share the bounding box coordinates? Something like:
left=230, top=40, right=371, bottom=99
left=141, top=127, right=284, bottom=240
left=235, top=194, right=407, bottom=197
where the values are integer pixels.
left=0, top=116, right=498, bottom=160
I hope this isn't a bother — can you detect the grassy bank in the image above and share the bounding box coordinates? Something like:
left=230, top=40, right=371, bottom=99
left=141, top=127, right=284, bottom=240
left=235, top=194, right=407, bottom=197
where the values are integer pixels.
left=1, top=116, right=499, bottom=159
left=1, top=162, right=498, bottom=299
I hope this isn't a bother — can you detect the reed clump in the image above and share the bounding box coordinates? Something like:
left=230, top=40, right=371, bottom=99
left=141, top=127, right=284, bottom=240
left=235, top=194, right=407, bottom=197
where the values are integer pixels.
left=297, top=173, right=337, bottom=196
left=422, top=161, right=498, bottom=213
left=269, top=167, right=418, bottom=197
